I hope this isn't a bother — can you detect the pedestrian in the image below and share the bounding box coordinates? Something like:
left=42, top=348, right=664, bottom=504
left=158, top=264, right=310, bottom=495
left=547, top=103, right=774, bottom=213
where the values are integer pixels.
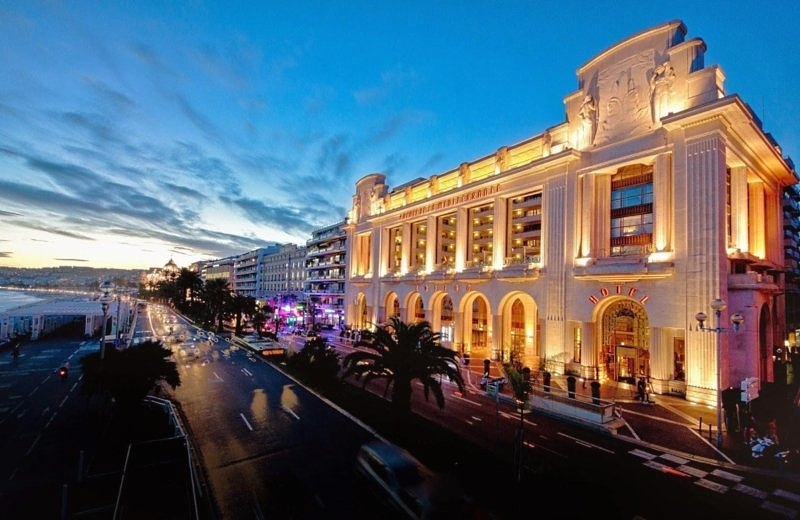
left=636, top=377, right=646, bottom=402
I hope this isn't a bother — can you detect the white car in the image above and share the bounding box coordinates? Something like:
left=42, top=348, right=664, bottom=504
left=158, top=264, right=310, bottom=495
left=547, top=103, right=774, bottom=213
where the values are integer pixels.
left=355, top=439, right=471, bottom=519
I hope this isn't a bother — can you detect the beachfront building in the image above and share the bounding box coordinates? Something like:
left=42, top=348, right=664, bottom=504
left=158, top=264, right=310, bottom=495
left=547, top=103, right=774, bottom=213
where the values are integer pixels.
left=305, top=221, right=347, bottom=329
left=343, top=20, right=797, bottom=406
left=233, top=245, right=282, bottom=299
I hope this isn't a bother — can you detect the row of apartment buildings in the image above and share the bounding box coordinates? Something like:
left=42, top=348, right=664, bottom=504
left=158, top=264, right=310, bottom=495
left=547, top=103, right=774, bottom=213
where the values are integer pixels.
left=185, top=221, right=348, bottom=329
left=163, top=21, right=800, bottom=408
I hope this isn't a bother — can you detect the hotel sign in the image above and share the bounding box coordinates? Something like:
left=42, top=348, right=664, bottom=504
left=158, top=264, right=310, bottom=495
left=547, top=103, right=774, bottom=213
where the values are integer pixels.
left=397, top=184, right=500, bottom=221
left=588, top=284, right=649, bottom=305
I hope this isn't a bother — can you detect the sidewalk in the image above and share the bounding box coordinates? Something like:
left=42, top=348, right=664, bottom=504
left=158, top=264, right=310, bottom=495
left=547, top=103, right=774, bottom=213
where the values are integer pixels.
left=462, top=360, right=800, bottom=476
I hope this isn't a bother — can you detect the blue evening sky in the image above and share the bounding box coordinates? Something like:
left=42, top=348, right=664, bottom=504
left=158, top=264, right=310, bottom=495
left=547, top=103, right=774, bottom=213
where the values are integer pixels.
left=1, top=1, right=797, bottom=269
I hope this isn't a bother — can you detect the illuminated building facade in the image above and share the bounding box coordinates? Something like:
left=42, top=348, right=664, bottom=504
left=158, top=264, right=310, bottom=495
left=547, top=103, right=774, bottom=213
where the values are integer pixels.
left=343, top=20, right=797, bottom=406
left=305, top=221, right=347, bottom=328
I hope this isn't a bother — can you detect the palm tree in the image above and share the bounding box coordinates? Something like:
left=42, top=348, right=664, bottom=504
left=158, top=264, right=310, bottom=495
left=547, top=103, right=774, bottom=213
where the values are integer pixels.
left=252, top=308, right=267, bottom=337
left=79, top=339, right=180, bottom=409
left=229, top=294, right=257, bottom=336
left=340, top=317, right=465, bottom=417
left=202, top=278, right=231, bottom=333
left=175, top=268, right=203, bottom=311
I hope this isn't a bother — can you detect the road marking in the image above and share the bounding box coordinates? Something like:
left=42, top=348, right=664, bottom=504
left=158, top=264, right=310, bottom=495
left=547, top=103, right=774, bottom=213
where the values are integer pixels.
left=25, top=433, right=41, bottom=456
left=643, top=460, right=689, bottom=477
left=213, top=372, right=224, bottom=382
left=711, top=468, right=743, bottom=483
left=775, top=489, right=800, bottom=504
left=282, top=406, right=300, bottom=420
left=677, top=464, right=708, bottom=478
left=629, top=448, right=657, bottom=460
left=239, top=412, right=253, bottom=431
left=733, top=483, right=769, bottom=500
left=761, top=501, right=798, bottom=519
left=453, top=395, right=484, bottom=407
left=241, top=368, right=253, bottom=377
left=695, top=478, right=729, bottom=493
left=556, top=433, right=616, bottom=454
left=660, top=453, right=688, bottom=465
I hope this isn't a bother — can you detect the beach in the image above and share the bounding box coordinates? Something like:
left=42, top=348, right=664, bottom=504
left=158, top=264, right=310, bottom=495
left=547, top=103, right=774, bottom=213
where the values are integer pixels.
left=0, top=288, right=54, bottom=313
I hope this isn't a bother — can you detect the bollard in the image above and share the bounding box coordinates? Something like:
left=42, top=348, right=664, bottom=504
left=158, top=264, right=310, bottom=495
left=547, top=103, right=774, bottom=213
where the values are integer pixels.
left=591, top=381, right=601, bottom=405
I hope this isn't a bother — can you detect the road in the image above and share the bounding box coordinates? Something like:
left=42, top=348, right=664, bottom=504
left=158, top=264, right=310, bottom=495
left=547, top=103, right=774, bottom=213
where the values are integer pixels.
left=0, top=309, right=797, bottom=519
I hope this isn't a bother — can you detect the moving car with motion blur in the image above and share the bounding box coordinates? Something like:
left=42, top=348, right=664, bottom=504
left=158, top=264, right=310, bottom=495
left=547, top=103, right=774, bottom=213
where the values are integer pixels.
left=355, top=439, right=473, bottom=519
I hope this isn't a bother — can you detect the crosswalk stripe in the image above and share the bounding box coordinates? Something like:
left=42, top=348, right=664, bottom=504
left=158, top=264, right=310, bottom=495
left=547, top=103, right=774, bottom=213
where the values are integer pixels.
left=733, top=483, right=769, bottom=499
left=761, top=500, right=798, bottom=519
left=696, top=478, right=729, bottom=493
left=711, top=468, right=744, bottom=483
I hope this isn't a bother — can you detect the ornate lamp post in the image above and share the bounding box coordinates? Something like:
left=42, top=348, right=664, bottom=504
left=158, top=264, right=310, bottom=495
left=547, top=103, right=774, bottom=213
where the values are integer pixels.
left=695, top=298, right=744, bottom=448
left=99, top=281, right=114, bottom=360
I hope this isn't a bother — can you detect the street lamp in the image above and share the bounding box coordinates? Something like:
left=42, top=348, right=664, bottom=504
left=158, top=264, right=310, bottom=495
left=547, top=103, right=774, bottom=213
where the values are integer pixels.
left=99, top=281, right=114, bottom=360
left=695, top=298, right=744, bottom=449
left=114, top=291, right=124, bottom=347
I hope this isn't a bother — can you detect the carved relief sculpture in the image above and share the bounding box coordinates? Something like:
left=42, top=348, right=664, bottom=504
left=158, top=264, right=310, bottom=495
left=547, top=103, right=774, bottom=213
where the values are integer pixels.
left=542, top=130, right=552, bottom=157
left=578, top=94, right=597, bottom=147
left=495, top=146, right=509, bottom=174
left=649, top=60, right=676, bottom=124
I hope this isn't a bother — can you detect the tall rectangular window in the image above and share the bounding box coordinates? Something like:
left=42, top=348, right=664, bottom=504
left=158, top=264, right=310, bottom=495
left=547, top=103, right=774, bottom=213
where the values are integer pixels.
left=437, top=213, right=457, bottom=268
left=610, top=165, right=653, bottom=256
left=410, top=220, right=427, bottom=270
left=388, top=226, right=402, bottom=272
left=507, top=192, right=542, bottom=263
left=468, top=203, right=493, bottom=267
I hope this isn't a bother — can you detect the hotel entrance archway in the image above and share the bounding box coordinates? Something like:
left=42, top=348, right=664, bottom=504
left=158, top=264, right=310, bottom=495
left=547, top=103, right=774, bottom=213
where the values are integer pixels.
left=600, top=299, right=650, bottom=384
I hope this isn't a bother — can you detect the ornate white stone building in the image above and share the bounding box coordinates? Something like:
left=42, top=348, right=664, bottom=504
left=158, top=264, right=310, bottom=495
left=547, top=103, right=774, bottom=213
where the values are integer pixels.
left=343, top=20, right=797, bottom=406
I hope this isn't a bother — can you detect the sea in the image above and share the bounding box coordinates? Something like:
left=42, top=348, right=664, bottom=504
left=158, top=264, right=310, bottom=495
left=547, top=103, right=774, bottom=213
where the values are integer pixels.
left=0, top=288, right=66, bottom=313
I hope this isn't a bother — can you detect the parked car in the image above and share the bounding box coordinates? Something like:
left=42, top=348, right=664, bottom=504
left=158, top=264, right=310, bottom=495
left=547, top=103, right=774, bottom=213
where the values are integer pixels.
left=355, top=439, right=472, bottom=519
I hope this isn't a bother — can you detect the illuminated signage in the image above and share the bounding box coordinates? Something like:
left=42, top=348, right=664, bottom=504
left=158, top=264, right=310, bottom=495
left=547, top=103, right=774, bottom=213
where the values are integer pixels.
left=588, top=284, right=649, bottom=305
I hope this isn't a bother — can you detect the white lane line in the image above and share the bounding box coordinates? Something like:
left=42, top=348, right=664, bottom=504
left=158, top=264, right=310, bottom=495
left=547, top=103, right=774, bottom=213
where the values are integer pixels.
left=213, top=372, right=224, bottom=382
left=239, top=413, right=253, bottom=431
left=557, top=432, right=615, bottom=454
left=282, top=406, right=300, bottom=420
left=26, top=433, right=41, bottom=456
left=241, top=368, right=253, bottom=377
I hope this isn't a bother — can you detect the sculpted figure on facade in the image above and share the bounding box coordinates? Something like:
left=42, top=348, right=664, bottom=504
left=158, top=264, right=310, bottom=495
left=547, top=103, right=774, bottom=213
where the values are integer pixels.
left=369, top=186, right=385, bottom=215
left=542, top=130, right=552, bottom=157
left=459, top=162, right=471, bottom=186
left=578, top=94, right=597, bottom=147
left=649, top=60, right=676, bottom=124
left=495, top=146, right=509, bottom=174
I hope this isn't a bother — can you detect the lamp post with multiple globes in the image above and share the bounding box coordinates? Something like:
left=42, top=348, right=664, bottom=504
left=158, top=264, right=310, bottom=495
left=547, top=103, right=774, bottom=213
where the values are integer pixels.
left=695, top=298, right=744, bottom=449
